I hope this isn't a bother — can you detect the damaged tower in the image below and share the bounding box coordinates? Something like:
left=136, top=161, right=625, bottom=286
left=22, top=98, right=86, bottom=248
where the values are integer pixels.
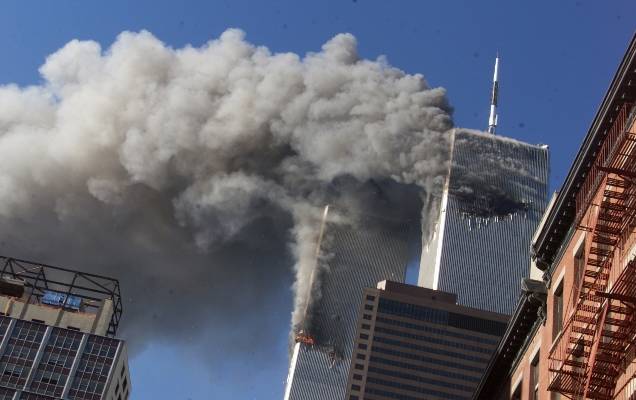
left=419, top=128, right=549, bottom=315
left=284, top=189, right=420, bottom=400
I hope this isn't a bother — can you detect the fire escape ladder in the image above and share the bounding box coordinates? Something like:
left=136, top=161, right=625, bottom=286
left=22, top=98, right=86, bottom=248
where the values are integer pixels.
left=582, top=179, right=630, bottom=400
left=549, top=176, right=630, bottom=399
left=549, top=102, right=635, bottom=399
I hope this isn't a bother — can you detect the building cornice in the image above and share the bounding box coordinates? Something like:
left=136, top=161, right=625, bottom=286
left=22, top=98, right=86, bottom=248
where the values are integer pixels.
left=532, top=33, right=636, bottom=273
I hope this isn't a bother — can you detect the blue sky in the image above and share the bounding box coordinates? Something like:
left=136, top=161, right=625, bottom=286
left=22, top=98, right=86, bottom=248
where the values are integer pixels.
left=0, top=1, right=633, bottom=399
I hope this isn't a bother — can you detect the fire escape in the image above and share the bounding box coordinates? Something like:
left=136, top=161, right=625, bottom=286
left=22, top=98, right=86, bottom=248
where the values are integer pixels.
left=549, top=102, right=636, bottom=399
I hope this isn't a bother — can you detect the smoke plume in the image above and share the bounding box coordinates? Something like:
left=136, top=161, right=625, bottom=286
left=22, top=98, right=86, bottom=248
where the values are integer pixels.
left=0, top=29, right=453, bottom=363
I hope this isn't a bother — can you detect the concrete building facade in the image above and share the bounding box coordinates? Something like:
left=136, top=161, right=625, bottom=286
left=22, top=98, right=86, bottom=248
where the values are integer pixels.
left=0, top=257, right=130, bottom=400
left=346, top=280, right=508, bottom=400
left=473, top=33, right=636, bottom=400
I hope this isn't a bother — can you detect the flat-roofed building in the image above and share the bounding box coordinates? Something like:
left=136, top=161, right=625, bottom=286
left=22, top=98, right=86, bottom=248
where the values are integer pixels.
left=0, top=256, right=130, bottom=400
left=345, top=280, right=508, bottom=400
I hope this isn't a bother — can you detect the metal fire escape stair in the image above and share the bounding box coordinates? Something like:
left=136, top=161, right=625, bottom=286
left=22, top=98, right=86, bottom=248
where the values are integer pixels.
left=548, top=176, right=634, bottom=400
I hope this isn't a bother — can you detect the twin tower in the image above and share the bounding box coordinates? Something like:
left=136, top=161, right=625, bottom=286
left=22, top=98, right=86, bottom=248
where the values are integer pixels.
left=284, top=57, right=550, bottom=400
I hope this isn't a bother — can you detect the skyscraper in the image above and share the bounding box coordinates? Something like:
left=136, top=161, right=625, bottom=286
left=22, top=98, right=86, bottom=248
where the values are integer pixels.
left=345, top=280, right=508, bottom=400
left=419, top=128, right=549, bottom=315
left=0, top=256, right=130, bottom=400
left=284, top=196, right=420, bottom=400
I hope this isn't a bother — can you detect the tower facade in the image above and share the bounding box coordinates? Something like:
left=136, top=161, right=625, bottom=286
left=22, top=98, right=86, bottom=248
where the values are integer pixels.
left=419, top=128, right=549, bottom=315
left=0, top=256, right=130, bottom=400
left=284, top=203, right=420, bottom=400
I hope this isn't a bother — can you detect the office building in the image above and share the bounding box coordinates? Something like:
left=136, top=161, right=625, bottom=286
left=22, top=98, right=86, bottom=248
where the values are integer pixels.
left=345, top=280, right=508, bottom=400
left=419, top=128, right=549, bottom=315
left=0, top=256, right=130, bottom=400
left=284, top=198, right=420, bottom=400
left=473, top=33, right=636, bottom=400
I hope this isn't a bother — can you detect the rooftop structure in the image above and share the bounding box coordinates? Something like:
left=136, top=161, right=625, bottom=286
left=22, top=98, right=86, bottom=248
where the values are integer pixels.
left=0, top=256, right=129, bottom=400
left=488, top=54, right=500, bottom=134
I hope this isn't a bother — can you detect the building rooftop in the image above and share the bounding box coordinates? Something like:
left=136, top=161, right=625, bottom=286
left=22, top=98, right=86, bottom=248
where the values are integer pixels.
left=0, top=256, right=122, bottom=337
left=376, top=280, right=457, bottom=304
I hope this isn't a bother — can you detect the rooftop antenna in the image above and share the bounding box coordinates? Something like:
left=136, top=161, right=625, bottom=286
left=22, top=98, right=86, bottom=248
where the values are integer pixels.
left=487, top=52, right=500, bottom=134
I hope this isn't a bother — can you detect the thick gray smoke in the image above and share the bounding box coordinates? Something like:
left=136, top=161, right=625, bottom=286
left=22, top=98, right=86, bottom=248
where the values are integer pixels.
left=0, top=29, right=452, bottom=362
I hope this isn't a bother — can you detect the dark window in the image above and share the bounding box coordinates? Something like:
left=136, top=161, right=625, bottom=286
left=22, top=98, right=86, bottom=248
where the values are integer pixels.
left=349, top=396, right=358, bottom=400
left=511, top=381, right=522, bottom=400
left=366, top=366, right=475, bottom=392
left=531, top=352, right=539, bottom=400
left=353, top=374, right=362, bottom=380
left=31, top=319, right=45, bottom=324
left=377, top=298, right=506, bottom=336
left=573, top=243, right=585, bottom=302
left=370, top=355, right=482, bottom=383
left=361, top=324, right=370, bottom=330
left=67, top=326, right=80, bottom=331
left=366, top=295, right=375, bottom=301
left=364, top=304, right=373, bottom=311
left=360, top=333, right=369, bottom=340
left=553, top=282, right=564, bottom=339
left=354, top=364, right=364, bottom=370
left=356, top=353, right=366, bottom=360
left=363, top=314, right=372, bottom=320
left=372, top=336, right=490, bottom=363
left=351, top=384, right=361, bottom=391
left=358, top=343, right=367, bottom=350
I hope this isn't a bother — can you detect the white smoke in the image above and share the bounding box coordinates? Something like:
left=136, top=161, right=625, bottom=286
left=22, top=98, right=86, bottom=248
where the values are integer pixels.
left=0, top=29, right=452, bottom=357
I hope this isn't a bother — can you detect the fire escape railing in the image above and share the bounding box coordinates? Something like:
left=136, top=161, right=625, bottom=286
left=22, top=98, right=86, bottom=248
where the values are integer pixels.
left=549, top=102, right=636, bottom=400
left=575, top=103, right=635, bottom=227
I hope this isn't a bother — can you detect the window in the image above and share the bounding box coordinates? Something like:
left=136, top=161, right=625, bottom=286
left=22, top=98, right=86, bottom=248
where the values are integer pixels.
left=353, top=374, right=362, bottom=380
left=366, top=295, right=375, bottom=301
left=553, top=281, right=564, bottom=340
left=573, top=242, right=585, bottom=302
left=358, top=343, right=367, bottom=350
left=361, top=324, right=370, bottom=330
left=31, top=319, right=45, bottom=324
left=363, top=314, right=372, bottom=320
left=354, top=364, right=363, bottom=370
left=356, top=353, right=366, bottom=360
left=511, top=381, right=522, bottom=400
left=351, top=384, right=361, bottom=391
left=531, top=352, right=539, bottom=400
left=364, top=304, right=373, bottom=311
left=360, top=333, right=369, bottom=340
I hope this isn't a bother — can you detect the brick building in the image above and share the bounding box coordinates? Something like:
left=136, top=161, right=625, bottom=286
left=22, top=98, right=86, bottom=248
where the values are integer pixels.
left=474, top=33, right=636, bottom=400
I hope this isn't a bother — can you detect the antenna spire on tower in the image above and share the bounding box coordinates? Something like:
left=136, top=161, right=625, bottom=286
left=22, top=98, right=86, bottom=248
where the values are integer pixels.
left=487, top=53, right=500, bottom=134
